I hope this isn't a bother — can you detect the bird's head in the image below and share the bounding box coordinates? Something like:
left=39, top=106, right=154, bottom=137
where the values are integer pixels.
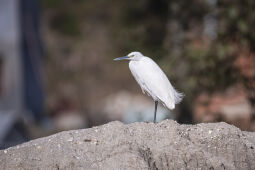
left=114, top=51, right=144, bottom=61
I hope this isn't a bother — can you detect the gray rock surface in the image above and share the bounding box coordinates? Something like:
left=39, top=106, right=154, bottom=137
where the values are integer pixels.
left=0, top=120, right=255, bottom=170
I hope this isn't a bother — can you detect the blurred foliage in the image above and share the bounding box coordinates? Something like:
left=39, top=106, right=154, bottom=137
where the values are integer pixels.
left=218, top=0, right=255, bottom=50
left=41, top=0, right=86, bottom=36
left=112, top=0, right=169, bottom=58
left=50, top=12, right=81, bottom=36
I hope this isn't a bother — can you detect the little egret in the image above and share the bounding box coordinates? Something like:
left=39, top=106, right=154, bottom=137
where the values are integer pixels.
left=114, top=52, right=184, bottom=123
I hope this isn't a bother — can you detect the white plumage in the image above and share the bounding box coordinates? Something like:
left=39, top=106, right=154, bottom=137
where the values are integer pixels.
left=129, top=55, right=183, bottom=109
left=114, top=51, right=183, bottom=122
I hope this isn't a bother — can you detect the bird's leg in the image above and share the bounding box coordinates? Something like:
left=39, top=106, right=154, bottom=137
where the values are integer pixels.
left=154, top=101, right=158, bottom=123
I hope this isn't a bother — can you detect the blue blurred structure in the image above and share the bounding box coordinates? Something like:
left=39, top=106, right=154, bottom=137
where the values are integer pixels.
left=20, top=0, right=45, bottom=122
left=0, top=0, right=45, bottom=149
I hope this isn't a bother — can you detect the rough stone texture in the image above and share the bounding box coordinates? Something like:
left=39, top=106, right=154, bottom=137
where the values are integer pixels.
left=0, top=120, right=255, bottom=170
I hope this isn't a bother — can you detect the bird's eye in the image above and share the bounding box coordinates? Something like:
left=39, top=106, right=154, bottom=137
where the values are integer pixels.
left=130, top=55, right=134, bottom=58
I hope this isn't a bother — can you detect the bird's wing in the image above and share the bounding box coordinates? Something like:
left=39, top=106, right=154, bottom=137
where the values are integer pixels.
left=129, top=57, right=178, bottom=109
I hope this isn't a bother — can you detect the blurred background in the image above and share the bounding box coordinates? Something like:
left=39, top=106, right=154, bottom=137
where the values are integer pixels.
left=0, top=0, right=255, bottom=149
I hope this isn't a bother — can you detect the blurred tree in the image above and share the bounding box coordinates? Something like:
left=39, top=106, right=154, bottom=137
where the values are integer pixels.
left=111, top=0, right=169, bottom=59
left=217, top=0, right=255, bottom=106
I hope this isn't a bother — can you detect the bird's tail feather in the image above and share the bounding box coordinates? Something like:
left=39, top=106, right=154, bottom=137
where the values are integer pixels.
left=161, top=88, right=184, bottom=110
left=173, top=89, right=184, bottom=104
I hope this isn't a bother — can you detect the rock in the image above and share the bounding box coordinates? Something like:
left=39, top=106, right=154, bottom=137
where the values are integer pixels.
left=0, top=120, right=255, bottom=170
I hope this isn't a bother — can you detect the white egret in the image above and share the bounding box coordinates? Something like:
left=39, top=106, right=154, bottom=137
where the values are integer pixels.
left=114, top=52, right=184, bottom=123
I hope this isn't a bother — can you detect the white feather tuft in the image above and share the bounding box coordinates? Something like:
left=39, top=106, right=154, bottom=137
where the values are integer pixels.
left=173, top=89, right=184, bottom=104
